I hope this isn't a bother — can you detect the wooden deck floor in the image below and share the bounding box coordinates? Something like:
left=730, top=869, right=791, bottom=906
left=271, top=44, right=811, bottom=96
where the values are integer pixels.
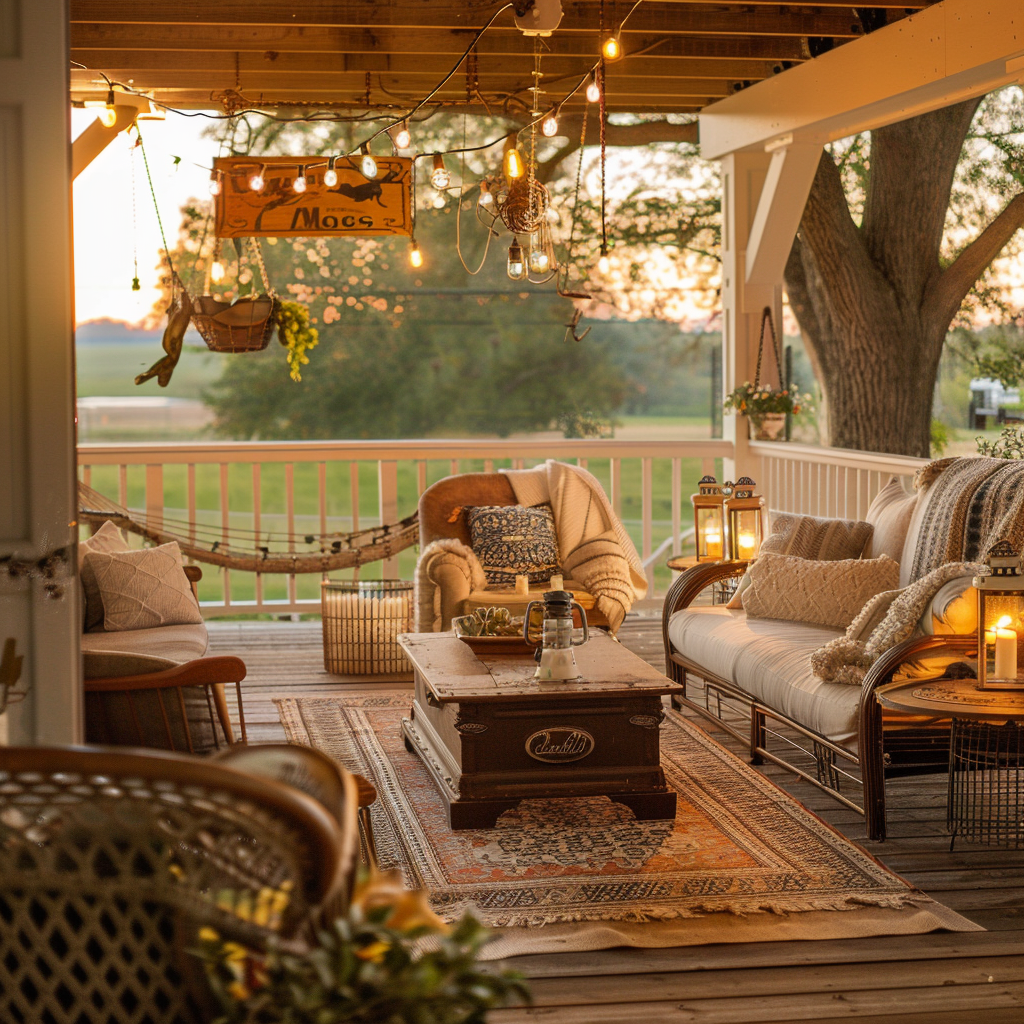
left=207, top=616, right=1024, bottom=1024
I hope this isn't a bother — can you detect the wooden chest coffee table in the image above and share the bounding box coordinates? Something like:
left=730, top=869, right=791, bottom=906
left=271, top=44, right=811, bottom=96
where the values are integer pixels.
left=399, top=631, right=683, bottom=829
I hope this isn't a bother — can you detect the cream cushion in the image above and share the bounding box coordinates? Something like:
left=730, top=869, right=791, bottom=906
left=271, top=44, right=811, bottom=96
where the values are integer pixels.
left=759, top=512, right=873, bottom=561
left=741, top=552, right=900, bottom=630
left=80, top=622, right=209, bottom=678
left=865, top=478, right=917, bottom=563
left=898, top=474, right=942, bottom=587
left=79, top=520, right=131, bottom=632
left=85, top=543, right=204, bottom=632
left=667, top=607, right=859, bottom=747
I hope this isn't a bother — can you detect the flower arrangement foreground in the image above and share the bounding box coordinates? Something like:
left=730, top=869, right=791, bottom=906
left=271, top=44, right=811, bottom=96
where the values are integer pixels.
left=723, top=381, right=813, bottom=418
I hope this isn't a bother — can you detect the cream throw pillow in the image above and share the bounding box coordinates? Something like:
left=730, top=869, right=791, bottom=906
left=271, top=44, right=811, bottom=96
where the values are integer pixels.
left=741, top=551, right=900, bottom=630
left=86, top=542, right=203, bottom=632
left=864, top=478, right=917, bottom=563
left=79, top=520, right=131, bottom=632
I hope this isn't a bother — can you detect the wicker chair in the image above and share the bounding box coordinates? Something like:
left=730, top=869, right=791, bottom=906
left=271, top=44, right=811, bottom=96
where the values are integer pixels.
left=0, top=745, right=359, bottom=1024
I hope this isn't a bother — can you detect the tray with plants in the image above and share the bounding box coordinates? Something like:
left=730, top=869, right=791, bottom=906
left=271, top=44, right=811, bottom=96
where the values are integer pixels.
left=452, top=607, right=532, bottom=655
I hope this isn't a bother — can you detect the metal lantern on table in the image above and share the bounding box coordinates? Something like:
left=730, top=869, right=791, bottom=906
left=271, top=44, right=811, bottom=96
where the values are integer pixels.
left=691, top=475, right=726, bottom=562
left=974, top=540, right=1024, bottom=690
left=724, top=477, right=765, bottom=562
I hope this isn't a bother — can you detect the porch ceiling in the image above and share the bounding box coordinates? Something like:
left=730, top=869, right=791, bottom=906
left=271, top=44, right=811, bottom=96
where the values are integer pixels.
left=69, top=1, right=938, bottom=117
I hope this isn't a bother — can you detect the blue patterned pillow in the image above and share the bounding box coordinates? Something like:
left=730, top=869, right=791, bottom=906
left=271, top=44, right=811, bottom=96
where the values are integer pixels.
left=467, top=505, right=560, bottom=587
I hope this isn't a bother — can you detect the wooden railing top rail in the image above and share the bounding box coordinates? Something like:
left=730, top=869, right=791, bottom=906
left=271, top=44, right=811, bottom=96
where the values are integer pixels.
left=749, top=441, right=929, bottom=476
left=78, top=438, right=735, bottom=465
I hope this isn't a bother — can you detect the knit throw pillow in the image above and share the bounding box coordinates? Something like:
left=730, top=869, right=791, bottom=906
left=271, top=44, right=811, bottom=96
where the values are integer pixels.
left=79, top=520, right=131, bottom=632
left=85, top=542, right=204, bottom=632
left=741, top=551, right=900, bottom=630
left=467, top=505, right=560, bottom=587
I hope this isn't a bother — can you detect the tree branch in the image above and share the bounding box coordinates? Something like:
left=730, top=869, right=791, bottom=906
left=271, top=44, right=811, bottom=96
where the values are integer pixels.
left=930, top=190, right=1024, bottom=328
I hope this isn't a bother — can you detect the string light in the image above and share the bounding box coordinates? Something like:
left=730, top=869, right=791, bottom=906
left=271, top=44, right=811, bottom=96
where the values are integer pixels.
left=478, top=181, right=493, bottom=206
left=602, top=35, right=621, bottom=61
left=598, top=245, right=611, bottom=275
left=292, top=166, right=307, bottom=193
left=394, top=121, right=411, bottom=149
left=208, top=171, right=222, bottom=196
left=430, top=153, right=451, bottom=190
left=432, top=193, right=447, bottom=209
left=210, top=241, right=225, bottom=284
left=99, top=86, right=117, bottom=127
left=323, top=157, right=339, bottom=188
left=586, top=73, right=601, bottom=103
left=409, top=240, right=423, bottom=268
left=359, top=144, right=378, bottom=179
left=528, top=237, right=550, bottom=274
left=541, top=109, right=559, bottom=137
left=507, top=239, right=525, bottom=280
left=503, top=140, right=524, bottom=179
left=248, top=167, right=265, bottom=192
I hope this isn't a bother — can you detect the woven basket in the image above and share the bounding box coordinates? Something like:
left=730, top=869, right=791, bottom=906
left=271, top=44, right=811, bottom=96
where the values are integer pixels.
left=192, top=294, right=279, bottom=353
left=321, top=580, right=413, bottom=676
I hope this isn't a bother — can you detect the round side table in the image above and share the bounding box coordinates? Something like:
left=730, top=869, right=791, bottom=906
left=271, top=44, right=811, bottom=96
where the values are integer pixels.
left=666, top=556, right=740, bottom=605
left=876, top=678, right=1024, bottom=849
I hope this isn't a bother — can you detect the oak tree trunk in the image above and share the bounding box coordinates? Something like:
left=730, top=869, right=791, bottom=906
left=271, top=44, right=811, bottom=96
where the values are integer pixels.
left=784, top=100, right=1024, bottom=457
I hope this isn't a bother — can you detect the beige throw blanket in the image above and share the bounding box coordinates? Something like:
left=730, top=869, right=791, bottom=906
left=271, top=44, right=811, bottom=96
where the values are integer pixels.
left=502, top=460, right=647, bottom=630
left=810, top=561, right=983, bottom=686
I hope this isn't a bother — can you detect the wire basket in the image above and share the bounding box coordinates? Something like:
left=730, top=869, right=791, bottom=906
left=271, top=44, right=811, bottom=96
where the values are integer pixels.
left=191, top=294, right=279, bottom=353
left=321, top=580, right=414, bottom=676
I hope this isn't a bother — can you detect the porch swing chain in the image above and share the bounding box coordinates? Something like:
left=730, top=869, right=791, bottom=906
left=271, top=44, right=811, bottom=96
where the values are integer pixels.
left=753, top=305, right=784, bottom=392
left=134, top=124, right=177, bottom=287
left=559, top=104, right=589, bottom=293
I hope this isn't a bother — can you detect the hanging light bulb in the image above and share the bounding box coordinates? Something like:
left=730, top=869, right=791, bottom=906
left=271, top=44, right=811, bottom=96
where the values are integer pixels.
left=602, top=35, right=621, bottom=61
left=359, top=144, right=378, bottom=180
left=208, top=171, right=222, bottom=197
left=99, top=86, right=117, bottom=128
left=507, top=239, right=526, bottom=281
left=210, top=242, right=225, bottom=284
left=409, top=241, right=423, bottom=268
left=394, top=121, right=411, bottom=149
left=430, top=154, right=451, bottom=190
left=292, top=166, right=307, bottom=193
left=323, top=157, right=339, bottom=188
left=586, top=73, right=601, bottom=103
left=504, top=140, right=524, bottom=180
left=598, top=247, right=611, bottom=275
left=528, top=237, right=550, bottom=274
left=248, top=167, right=265, bottom=192
left=432, top=193, right=446, bottom=209
left=478, top=181, right=494, bottom=207
left=541, top=109, right=559, bottom=137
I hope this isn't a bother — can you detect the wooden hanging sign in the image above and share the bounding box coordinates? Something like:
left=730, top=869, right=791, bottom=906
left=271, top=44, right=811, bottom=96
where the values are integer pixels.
left=213, top=155, right=413, bottom=238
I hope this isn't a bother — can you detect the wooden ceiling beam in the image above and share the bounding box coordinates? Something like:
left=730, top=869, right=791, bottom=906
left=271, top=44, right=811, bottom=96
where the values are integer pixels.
left=69, top=2, right=865, bottom=38
left=69, top=24, right=808, bottom=62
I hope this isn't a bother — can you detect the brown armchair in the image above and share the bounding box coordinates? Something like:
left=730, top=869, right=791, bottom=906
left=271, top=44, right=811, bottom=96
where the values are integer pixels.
left=415, top=472, right=610, bottom=632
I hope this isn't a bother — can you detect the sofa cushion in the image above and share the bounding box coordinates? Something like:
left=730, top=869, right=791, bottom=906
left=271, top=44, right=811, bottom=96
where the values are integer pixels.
left=80, top=622, right=209, bottom=678
left=86, top=542, right=204, bottom=631
left=741, top=552, right=900, bottom=630
left=667, top=606, right=860, bottom=747
left=760, top=512, right=873, bottom=561
left=864, top=478, right=917, bottom=563
left=467, top=504, right=560, bottom=587
left=79, top=520, right=131, bottom=632
left=898, top=472, right=943, bottom=587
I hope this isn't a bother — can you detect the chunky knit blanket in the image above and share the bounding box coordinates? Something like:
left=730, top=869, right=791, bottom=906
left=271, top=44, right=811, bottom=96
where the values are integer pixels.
left=810, top=561, right=984, bottom=686
left=908, top=457, right=1024, bottom=582
left=502, top=460, right=647, bottom=630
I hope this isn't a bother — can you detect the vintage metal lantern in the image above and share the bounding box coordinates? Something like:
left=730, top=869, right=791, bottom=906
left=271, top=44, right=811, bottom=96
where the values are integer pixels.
left=974, top=540, right=1024, bottom=690
left=724, top=477, right=765, bottom=562
left=691, top=475, right=726, bottom=562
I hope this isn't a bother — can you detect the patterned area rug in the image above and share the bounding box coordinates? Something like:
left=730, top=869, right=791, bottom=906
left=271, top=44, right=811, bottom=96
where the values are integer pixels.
left=276, top=695, right=977, bottom=954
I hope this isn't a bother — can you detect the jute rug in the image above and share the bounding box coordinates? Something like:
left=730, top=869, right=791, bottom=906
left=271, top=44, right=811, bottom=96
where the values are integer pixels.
left=276, top=694, right=978, bottom=957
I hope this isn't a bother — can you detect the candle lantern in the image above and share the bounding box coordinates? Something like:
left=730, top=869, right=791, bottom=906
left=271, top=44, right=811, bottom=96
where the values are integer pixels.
left=691, top=475, right=726, bottom=562
left=724, top=477, right=764, bottom=562
left=974, top=540, right=1024, bottom=690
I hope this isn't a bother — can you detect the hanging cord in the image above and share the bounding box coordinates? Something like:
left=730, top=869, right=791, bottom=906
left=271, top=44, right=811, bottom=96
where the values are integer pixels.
left=559, top=105, right=590, bottom=293
left=248, top=237, right=273, bottom=297
left=135, top=124, right=178, bottom=291
left=454, top=112, right=498, bottom=275
left=129, top=134, right=140, bottom=291
left=754, top=306, right=784, bottom=390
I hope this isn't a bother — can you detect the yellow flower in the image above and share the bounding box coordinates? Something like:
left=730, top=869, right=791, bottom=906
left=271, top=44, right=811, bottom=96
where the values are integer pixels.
left=198, top=927, right=220, bottom=943
left=227, top=981, right=251, bottom=1002
left=355, top=940, right=391, bottom=963
left=351, top=868, right=449, bottom=935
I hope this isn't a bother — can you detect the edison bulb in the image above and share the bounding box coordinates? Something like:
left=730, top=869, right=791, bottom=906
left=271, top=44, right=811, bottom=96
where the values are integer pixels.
left=507, top=241, right=525, bottom=280
left=360, top=152, right=378, bottom=179
left=208, top=175, right=222, bottom=197
left=409, top=244, right=423, bottom=268
left=586, top=76, right=601, bottom=103
left=99, top=105, right=117, bottom=128
left=598, top=254, right=611, bottom=275
left=541, top=113, right=558, bottom=137
left=292, top=171, right=307, bottom=193
left=248, top=172, right=265, bottom=192
left=431, top=168, right=451, bottom=190
left=324, top=160, right=338, bottom=187
left=395, top=123, right=411, bottom=149
left=504, top=146, right=524, bottom=179
left=529, top=248, right=550, bottom=274
left=602, top=36, right=621, bottom=61
left=210, top=259, right=226, bottom=284
left=478, top=182, right=493, bottom=206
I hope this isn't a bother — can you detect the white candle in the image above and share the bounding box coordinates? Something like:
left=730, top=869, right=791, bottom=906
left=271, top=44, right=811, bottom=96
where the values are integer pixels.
left=515, top=574, right=529, bottom=595
left=704, top=529, right=723, bottom=559
left=738, top=531, right=757, bottom=557
left=550, top=574, right=564, bottom=591
left=994, top=616, right=1018, bottom=680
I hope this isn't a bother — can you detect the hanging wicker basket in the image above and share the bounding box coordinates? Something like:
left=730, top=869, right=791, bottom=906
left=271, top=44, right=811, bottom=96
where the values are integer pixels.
left=191, top=294, right=280, bottom=353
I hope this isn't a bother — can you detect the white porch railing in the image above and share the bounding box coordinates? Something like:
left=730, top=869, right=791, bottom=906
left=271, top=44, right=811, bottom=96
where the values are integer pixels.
left=78, top=439, right=729, bottom=616
left=77, top=438, right=930, bottom=617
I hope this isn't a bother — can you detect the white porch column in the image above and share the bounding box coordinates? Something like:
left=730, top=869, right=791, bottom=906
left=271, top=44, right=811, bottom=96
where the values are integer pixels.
left=0, top=0, right=81, bottom=744
left=720, top=150, right=780, bottom=486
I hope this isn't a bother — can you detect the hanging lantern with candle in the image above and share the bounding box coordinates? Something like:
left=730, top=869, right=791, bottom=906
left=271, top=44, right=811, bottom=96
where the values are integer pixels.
left=974, top=540, right=1024, bottom=690
left=691, top=475, right=725, bottom=562
left=724, top=477, right=764, bottom=562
